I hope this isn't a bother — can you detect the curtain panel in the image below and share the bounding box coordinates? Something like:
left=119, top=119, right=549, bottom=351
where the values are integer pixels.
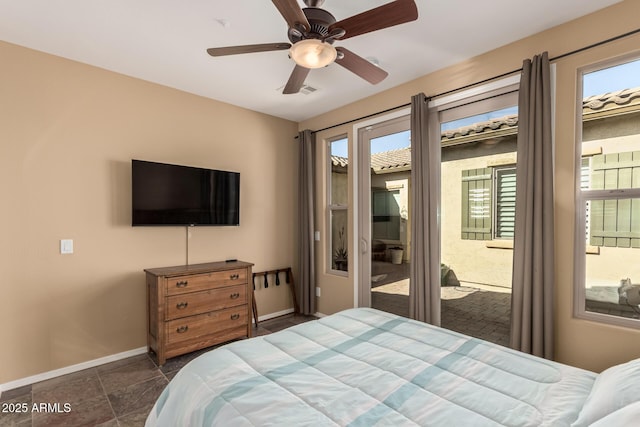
left=409, top=93, right=441, bottom=325
left=297, top=129, right=316, bottom=315
left=510, top=52, right=555, bottom=359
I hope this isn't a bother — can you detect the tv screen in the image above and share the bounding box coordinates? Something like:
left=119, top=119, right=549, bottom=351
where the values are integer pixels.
left=131, top=159, right=240, bottom=226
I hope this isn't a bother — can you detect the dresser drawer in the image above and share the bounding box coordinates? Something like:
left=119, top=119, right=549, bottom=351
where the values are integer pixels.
left=166, top=268, right=247, bottom=295
left=166, top=306, right=248, bottom=345
left=165, top=285, right=247, bottom=320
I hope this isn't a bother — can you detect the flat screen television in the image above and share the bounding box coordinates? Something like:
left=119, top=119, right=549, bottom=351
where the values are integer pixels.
left=131, top=159, right=240, bottom=226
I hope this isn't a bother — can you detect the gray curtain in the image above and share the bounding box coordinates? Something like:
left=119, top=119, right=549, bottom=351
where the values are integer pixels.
left=510, top=52, right=555, bottom=359
left=297, top=129, right=316, bottom=315
left=409, top=93, right=441, bottom=325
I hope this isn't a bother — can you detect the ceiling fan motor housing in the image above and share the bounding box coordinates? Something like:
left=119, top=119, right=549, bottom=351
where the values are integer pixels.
left=288, top=7, right=337, bottom=43
left=303, top=0, right=326, bottom=8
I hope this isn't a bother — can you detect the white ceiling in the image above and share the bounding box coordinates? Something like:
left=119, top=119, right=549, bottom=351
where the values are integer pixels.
left=0, top=0, right=621, bottom=122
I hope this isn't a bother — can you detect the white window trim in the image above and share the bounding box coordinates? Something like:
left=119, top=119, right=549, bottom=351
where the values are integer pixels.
left=573, top=53, right=640, bottom=328
left=429, top=75, right=521, bottom=109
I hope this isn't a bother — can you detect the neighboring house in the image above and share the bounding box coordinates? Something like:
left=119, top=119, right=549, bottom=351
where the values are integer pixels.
left=331, top=87, right=640, bottom=290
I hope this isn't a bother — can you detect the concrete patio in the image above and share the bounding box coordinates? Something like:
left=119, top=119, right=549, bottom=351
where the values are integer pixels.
left=371, top=261, right=511, bottom=347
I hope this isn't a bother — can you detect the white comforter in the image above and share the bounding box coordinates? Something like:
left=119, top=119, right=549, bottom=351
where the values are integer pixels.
left=146, top=308, right=596, bottom=426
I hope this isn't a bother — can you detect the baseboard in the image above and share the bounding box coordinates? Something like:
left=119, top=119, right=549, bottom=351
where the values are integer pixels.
left=0, top=346, right=148, bottom=395
left=257, top=308, right=326, bottom=321
left=314, top=312, right=327, bottom=318
left=258, top=308, right=294, bottom=321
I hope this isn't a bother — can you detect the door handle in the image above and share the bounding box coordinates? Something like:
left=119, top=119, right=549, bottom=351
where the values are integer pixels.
left=360, top=238, right=368, bottom=254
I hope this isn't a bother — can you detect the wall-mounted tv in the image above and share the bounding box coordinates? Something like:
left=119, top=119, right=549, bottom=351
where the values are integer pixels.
left=132, top=159, right=240, bottom=226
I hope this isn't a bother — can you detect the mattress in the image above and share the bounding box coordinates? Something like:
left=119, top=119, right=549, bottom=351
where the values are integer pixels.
left=146, top=308, right=596, bottom=426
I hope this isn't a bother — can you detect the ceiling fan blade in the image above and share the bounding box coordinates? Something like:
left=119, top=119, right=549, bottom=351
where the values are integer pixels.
left=329, top=0, right=418, bottom=40
left=207, top=43, right=291, bottom=57
left=335, top=47, right=388, bottom=85
left=283, top=65, right=311, bottom=94
left=272, top=0, right=311, bottom=32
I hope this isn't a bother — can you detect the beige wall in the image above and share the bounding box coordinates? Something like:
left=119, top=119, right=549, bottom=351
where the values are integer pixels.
left=300, top=1, right=640, bottom=372
left=0, top=41, right=298, bottom=384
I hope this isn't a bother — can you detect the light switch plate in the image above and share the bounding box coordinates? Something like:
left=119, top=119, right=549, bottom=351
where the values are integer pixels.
left=60, top=239, right=74, bottom=254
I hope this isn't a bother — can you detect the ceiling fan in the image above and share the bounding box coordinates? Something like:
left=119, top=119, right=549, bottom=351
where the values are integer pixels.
left=207, top=0, right=418, bottom=94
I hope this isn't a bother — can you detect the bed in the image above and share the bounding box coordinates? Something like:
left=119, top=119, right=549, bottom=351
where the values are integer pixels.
left=145, top=308, right=640, bottom=426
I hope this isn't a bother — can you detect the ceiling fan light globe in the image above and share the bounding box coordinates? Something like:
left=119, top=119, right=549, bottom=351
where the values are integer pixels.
left=290, top=39, right=337, bottom=69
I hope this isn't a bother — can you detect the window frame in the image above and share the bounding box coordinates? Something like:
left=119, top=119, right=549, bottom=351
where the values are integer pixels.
left=573, top=53, right=640, bottom=328
left=327, top=134, right=349, bottom=275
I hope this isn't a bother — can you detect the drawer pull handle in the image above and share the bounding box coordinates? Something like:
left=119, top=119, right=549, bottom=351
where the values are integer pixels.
left=176, top=281, right=188, bottom=288
left=230, top=293, right=240, bottom=299
left=230, top=313, right=240, bottom=320
left=176, top=325, right=189, bottom=334
left=230, top=273, right=239, bottom=280
left=176, top=302, right=188, bottom=310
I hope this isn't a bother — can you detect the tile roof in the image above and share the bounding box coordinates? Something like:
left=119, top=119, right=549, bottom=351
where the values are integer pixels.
left=331, top=155, right=348, bottom=168
left=441, top=115, right=518, bottom=146
left=582, top=86, right=640, bottom=120
left=370, top=148, right=411, bottom=172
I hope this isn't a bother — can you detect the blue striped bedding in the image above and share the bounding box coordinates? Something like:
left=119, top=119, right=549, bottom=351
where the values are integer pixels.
left=146, top=308, right=596, bottom=426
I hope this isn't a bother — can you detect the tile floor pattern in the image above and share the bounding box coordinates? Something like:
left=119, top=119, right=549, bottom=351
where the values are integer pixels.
left=0, top=314, right=316, bottom=427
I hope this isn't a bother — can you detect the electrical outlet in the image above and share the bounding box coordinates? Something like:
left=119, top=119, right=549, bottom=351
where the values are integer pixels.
left=316, top=287, right=321, bottom=297
left=60, top=239, right=74, bottom=254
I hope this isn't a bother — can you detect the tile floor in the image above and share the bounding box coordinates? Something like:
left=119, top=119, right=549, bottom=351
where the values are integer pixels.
left=0, top=314, right=316, bottom=427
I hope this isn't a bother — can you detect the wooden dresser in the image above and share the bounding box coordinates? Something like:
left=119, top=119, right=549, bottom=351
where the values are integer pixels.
left=145, top=260, right=253, bottom=365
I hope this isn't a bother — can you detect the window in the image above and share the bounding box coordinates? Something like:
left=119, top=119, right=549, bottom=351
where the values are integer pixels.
left=460, top=165, right=516, bottom=240
left=329, top=136, right=348, bottom=272
left=584, top=153, right=640, bottom=247
left=576, top=56, right=640, bottom=325
left=494, top=166, right=517, bottom=239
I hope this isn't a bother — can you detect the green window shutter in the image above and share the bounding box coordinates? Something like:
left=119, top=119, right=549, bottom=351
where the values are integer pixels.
left=589, top=151, right=640, bottom=248
left=461, top=168, right=492, bottom=240
left=495, top=167, right=516, bottom=239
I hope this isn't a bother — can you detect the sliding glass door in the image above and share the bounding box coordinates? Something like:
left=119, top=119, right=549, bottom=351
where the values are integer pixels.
left=353, top=82, right=518, bottom=347
left=357, top=115, right=411, bottom=316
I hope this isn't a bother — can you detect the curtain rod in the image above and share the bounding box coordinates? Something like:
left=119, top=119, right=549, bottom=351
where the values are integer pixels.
left=311, top=102, right=411, bottom=135
left=301, top=26, right=640, bottom=137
